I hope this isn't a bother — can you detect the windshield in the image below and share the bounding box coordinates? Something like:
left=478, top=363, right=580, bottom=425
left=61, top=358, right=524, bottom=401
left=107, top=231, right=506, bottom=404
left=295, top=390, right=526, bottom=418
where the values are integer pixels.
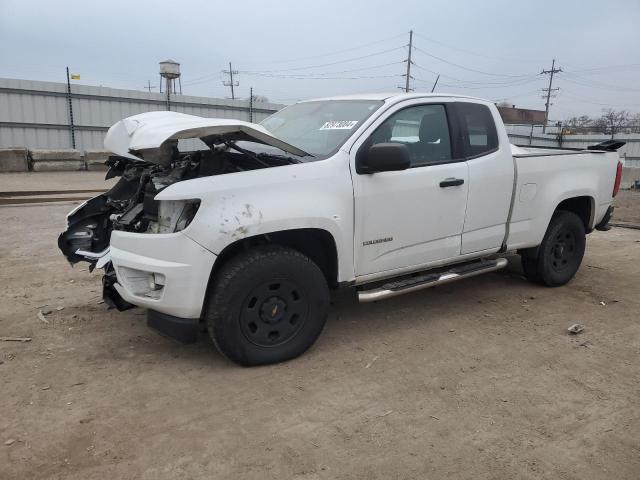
left=260, top=100, right=384, bottom=157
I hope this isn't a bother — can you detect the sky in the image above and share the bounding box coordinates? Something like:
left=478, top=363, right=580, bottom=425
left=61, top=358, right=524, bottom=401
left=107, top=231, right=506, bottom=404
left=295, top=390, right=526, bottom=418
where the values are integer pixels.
left=1, top=0, right=639, bottom=121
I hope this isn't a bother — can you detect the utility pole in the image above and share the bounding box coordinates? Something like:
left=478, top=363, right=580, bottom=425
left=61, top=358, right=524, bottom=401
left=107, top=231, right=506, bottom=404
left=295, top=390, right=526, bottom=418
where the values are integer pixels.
left=249, top=87, right=254, bottom=123
left=223, top=62, right=239, bottom=99
left=403, top=30, right=414, bottom=92
left=541, top=59, right=562, bottom=133
left=65, top=66, right=76, bottom=149
left=146, top=80, right=153, bottom=92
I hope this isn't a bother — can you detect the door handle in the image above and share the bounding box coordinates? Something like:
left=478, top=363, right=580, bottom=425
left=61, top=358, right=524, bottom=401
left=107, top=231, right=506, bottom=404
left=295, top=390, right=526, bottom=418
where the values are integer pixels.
left=439, top=178, right=464, bottom=188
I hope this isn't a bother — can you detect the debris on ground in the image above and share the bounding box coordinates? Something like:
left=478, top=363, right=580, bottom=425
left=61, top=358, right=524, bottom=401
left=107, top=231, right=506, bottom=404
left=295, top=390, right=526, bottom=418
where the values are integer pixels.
left=600, top=301, right=606, bottom=306
left=37, top=310, right=49, bottom=324
left=568, top=324, right=585, bottom=334
left=365, top=355, right=379, bottom=368
left=0, top=336, right=32, bottom=342
left=5, top=438, right=16, bottom=446
left=56, top=306, right=64, bottom=311
left=41, top=308, right=52, bottom=315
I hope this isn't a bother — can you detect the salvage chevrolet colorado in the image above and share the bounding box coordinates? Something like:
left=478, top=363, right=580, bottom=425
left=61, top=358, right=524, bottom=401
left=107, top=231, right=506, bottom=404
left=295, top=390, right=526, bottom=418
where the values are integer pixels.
left=58, top=93, right=623, bottom=366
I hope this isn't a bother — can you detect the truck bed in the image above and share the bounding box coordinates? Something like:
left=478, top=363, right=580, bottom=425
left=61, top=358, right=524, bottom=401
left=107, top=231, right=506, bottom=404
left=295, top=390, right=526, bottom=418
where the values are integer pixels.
left=506, top=144, right=619, bottom=251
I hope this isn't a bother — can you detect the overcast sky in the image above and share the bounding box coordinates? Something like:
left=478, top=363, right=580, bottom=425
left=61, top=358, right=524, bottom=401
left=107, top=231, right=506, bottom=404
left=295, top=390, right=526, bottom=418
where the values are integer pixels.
left=2, top=0, right=639, bottom=120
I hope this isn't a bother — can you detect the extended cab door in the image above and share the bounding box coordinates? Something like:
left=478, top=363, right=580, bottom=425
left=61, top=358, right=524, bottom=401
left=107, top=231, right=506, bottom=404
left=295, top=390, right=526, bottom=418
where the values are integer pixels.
left=351, top=101, right=469, bottom=277
left=455, top=102, right=515, bottom=254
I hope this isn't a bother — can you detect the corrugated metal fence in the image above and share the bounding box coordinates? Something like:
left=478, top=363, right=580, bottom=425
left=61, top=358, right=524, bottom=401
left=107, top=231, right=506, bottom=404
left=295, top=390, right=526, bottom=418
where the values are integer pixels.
left=0, top=78, right=283, bottom=151
left=505, top=124, right=640, bottom=168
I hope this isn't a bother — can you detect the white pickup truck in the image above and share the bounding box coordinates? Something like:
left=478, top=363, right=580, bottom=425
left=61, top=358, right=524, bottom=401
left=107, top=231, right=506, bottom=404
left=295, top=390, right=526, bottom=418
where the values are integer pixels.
left=59, top=93, right=623, bottom=366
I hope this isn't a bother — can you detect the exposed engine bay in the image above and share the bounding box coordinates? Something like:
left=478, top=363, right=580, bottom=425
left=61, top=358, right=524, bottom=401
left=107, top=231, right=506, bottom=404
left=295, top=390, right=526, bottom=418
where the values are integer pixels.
left=57, top=141, right=300, bottom=308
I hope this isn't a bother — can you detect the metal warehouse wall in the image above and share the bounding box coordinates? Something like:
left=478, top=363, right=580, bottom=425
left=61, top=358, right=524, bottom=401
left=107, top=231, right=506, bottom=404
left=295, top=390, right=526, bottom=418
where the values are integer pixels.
left=0, top=78, right=284, bottom=151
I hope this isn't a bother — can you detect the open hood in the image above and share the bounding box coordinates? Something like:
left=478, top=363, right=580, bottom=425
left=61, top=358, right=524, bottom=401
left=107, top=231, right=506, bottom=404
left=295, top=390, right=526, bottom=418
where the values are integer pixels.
left=104, top=111, right=309, bottom=160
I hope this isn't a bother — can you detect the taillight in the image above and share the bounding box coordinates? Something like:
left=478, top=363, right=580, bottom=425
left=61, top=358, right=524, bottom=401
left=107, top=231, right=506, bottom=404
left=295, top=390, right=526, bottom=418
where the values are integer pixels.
left=612, top=161, right=623, bottom=197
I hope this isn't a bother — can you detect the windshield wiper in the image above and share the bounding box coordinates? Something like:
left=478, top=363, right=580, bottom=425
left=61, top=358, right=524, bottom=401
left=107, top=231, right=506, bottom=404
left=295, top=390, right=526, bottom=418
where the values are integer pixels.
left=225, top=141, right=303, bottom=166
left=256, top=152, right=302, bottom=165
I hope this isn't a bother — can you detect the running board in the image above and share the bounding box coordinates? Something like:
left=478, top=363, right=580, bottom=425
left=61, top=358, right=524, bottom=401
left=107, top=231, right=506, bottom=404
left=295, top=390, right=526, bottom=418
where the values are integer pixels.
left=357, top=258, right=508, bottom=303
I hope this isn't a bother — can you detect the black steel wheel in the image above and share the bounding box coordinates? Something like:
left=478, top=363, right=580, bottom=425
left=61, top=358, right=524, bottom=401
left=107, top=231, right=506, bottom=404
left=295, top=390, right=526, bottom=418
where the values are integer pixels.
left=549, top=228, right=577, bottom=274
left=520, top=210, right=586, bottom=287
left=205, top=245, right=329, bottom=366
left=239, top=279, right=309, bottom=348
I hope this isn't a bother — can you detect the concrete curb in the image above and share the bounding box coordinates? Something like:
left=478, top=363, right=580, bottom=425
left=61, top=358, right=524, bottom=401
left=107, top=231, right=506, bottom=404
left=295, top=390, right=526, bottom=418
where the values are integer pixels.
left=0, top=148, right=29, bottom=172
left=0, top=148, right=113, bottom=172
left=29, top=149, right=84, bottom=172
left=85, top=149, right=110, bottom=171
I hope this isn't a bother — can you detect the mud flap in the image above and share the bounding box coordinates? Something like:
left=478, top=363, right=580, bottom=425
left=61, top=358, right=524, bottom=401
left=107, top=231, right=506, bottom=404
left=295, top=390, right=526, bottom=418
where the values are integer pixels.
left=595, top=206, right=614, bottom=231
left=147, top=310, right=200, bottom=344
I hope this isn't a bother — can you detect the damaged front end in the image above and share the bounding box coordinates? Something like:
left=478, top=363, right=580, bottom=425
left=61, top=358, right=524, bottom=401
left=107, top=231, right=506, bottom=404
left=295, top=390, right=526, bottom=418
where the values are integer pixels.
left=58, top=153, right=205, bottom=309
left=58, top=111, right=310, bottom=311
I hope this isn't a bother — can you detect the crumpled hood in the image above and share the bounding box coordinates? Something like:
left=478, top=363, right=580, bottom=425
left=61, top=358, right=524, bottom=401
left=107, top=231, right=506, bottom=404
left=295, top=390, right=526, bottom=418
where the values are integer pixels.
left=104, top=111, right=309, bottom=160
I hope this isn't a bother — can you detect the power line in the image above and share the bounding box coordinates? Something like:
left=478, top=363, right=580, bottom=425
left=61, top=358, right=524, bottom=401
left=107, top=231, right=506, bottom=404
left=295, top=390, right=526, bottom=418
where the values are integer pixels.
left=412, top=31, right=546, bottom=64
left=239, top=46, right=406, bottom=73
left=241, top=72, right=400, bottom=80
left=412, top=45, right=531, bottom=78
left=559, top=73, right=640, bottom=93
left=413, top=73, right=541, bottom=90
left=239, top=32, right=407, bottom=65
left=241, top=61, right=403, bottom=79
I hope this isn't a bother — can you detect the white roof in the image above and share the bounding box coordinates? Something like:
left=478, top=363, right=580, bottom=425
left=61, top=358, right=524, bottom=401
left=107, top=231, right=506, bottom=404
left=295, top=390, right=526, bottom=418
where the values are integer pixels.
left=300, top=92, right=486, bottom=103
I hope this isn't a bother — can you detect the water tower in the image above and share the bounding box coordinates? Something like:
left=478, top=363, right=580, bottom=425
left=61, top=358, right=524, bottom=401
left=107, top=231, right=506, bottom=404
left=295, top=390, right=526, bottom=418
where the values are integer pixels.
left=159, top=59, right=181, bottom=110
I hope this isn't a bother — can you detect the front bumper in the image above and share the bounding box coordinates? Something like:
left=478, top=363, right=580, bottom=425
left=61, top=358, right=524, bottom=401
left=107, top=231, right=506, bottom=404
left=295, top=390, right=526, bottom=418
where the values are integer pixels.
left=109, top=230, right=217, bottom=319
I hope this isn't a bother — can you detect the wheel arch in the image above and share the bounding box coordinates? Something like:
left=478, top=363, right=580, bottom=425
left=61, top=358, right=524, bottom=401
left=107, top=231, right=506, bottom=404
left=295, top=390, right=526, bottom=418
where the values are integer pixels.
left=554, top=195, right=595, bottom=232
left=208, top=228, right=340, bottom=291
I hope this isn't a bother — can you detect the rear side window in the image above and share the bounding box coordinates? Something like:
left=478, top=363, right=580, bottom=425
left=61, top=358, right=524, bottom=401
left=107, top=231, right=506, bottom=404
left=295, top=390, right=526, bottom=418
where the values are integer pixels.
left=457, top=103, right=498, bottom=158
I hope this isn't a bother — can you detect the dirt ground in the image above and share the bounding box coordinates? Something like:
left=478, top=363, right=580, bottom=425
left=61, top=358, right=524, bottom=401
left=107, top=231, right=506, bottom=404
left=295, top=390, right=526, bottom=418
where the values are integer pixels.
left=1, top=186, right=639, bottom=479
left=613, top=189, right=640, bottom=224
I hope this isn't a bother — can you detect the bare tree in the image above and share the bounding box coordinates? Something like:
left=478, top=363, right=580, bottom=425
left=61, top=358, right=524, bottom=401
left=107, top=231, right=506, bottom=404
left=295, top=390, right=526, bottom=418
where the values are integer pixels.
left=565, top=115, right=593, bottom=132
left=630, top=112, right=640, bottom=134
left=598, top=108, right=630, bottom=138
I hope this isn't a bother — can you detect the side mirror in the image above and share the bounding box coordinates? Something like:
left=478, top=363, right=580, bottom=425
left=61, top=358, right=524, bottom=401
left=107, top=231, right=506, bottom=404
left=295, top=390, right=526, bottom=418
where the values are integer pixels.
left=358, top=142, right=411, bottom=174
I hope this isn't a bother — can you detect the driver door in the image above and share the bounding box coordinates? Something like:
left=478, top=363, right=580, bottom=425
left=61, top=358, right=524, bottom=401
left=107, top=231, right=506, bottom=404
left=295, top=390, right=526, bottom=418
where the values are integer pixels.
left=351, top=101, right=469, bottom=278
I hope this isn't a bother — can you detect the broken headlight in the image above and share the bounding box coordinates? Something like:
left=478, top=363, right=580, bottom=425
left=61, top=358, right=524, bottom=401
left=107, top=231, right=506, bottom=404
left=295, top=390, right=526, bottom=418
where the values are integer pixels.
left=147, top=199, right=200, bottom=234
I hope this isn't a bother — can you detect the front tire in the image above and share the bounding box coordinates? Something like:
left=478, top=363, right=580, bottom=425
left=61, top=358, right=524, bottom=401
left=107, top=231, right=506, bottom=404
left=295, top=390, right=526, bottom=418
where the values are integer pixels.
left=205, top=245, right=330, bottom=366
left=520, top=210, right=586, bottom=287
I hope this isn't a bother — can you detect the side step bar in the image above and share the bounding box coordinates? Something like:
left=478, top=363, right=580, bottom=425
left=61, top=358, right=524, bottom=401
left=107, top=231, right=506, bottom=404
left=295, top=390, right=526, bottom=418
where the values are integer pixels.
left=358, top=258, right=508, bottom=303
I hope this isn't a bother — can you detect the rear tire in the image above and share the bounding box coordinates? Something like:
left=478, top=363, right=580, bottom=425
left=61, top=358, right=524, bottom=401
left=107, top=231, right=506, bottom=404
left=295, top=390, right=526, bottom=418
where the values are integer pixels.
left=520, top=210, right=586, bottom=287
left=205, top=245, right=330, bottom=366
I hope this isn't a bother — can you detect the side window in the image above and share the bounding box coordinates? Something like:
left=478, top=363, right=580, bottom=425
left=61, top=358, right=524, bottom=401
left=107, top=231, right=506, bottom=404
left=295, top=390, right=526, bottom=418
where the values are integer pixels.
left=367, top=104, right=452, bottom=166
left=457, top=103, right=499, bottom=158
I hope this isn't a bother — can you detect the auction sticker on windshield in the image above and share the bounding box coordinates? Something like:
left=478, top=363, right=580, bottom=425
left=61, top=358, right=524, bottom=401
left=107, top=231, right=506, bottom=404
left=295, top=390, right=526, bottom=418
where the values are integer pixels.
left=319, top=120, right=359, bottom=130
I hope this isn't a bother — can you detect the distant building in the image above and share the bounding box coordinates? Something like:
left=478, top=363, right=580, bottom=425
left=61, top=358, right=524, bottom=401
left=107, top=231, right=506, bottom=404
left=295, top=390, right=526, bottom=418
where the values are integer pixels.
left=497, top=105, right=546, bottom=125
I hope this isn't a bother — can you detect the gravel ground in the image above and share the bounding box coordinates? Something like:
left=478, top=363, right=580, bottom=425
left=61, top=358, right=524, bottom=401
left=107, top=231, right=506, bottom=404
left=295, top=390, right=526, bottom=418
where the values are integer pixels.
left=1, top=194, right=639, bottom=479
